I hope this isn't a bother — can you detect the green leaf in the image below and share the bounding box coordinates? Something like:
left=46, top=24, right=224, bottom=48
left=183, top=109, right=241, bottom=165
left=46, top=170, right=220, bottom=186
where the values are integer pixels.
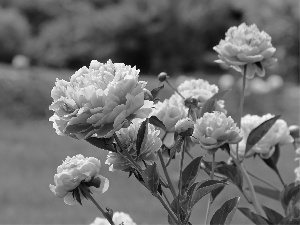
left=238, top=208, right=270, bottom=225
left=166, top=137, right=184, bottom=167
left=136, top=119, right=148, bottom=159
left=149, top=115, right=166, bottom=130
left=181, top=156, right=202, bottom=193
left=281, top=182, right=300, bottom=213
left=73, top=187, right=82, bottom=205
left=151, top=84, right=164, bottom=100
left=190, top=179, right=227, bottom=208
left=86, top=137, right=116, bottom=152
left=141, top=163, right=160, bottom=195
left=199, top=99, right=216, bottom=118
left=279, top=195, right=300, bottom=225
left=210, top=89, right=231, bottom=101
left=210, top=197, right=240, bottom=225
left=211, top=183, right=226, bottom=203
left=202, top=161, right=243, bottom=191
left=245, top=115, right=281, bottom=155
left=262, top=205, right=284, bottom=224
left=252, top=185, right=281, bottom=201
left=261, top=144, right=284, bottom=185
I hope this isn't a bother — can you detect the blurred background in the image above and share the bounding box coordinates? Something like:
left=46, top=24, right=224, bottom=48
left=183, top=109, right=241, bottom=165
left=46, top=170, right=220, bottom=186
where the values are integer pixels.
left=0, top=0, right=299, bottom=224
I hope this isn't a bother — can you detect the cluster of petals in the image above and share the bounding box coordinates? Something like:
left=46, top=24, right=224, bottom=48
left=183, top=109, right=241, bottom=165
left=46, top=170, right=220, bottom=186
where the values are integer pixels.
left=49, top=59, right=153, bottom=139
left=49, top=154, right=109, bottom=205
left=234, top=114, right=294, bottom=158
left=106, top=120, right=162, bottom=171
left=193, top=111, right=242, bottom=151
left=214, top=23, right=277, bottom=78
left=90, top=212, right=136, bottom=225
left=173, top=79, right=227, bottom=115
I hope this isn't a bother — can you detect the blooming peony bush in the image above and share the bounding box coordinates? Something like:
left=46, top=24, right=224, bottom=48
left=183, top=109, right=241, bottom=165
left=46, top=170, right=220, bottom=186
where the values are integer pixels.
left=48, top=23, right=300, bottom=225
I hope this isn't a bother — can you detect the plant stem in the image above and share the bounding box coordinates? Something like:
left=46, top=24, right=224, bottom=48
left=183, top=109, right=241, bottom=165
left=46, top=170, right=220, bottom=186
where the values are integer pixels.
left=158, top=149, right=177, bottom=198
left=80, top=185, right=115, bottom=225
left=166, top=79, right=185, bottom=99
left=204, top=153, right=215, bottom=225
left=156, top=194, right=182, bottom=225
left=113, top=133, right=143, bottom=174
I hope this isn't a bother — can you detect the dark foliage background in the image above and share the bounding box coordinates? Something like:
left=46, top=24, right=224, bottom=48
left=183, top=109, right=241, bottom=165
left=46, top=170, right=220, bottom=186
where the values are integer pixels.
left=0, top=0, right=298, bottom=82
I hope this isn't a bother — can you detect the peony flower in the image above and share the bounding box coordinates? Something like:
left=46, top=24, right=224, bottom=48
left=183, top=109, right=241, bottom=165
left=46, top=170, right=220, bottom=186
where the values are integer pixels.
left=175, top=118, right=194, bottom=136
left=106, top=120, right=162, bottom=171
left=49, top=60, right=153, bottom=139
left=152, top=98, right=187, bottom=148
left=193, top=111, right=242, bottom=151
left=214, top=23, right=277, bottom=78
left=233, top=114, right=294, bottom=158
left=49, top=154, right=109, bottom=205
left=172, top=79, right=227, bottom=116
left=91, top=212, right=136, bottom=225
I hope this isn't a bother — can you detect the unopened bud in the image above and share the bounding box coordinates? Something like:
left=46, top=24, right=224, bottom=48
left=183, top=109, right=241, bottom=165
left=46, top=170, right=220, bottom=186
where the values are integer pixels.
left=158, top=72, right=168, bottom=82
left=289, top=125, right=300, bottom=139
left=175, top=118, right=194, bottom=137
left=143, top=88, right=153, bottom=101
left=184, top=97, right=198, bottom=109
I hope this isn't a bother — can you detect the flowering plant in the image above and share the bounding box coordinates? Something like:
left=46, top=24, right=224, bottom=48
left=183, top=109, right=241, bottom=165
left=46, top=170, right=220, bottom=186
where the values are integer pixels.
left=49, top=23, right=300, bottom=225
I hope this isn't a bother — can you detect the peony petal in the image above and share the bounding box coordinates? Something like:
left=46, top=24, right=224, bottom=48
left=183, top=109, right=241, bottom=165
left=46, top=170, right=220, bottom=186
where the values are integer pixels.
left=237, top=53, right=263, bottom=63
left=63, top=192, right=78, bottom=205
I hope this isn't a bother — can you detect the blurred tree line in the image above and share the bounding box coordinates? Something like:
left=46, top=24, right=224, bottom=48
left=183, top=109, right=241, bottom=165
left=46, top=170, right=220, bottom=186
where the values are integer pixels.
left=0, top=0, right=299, bottom=82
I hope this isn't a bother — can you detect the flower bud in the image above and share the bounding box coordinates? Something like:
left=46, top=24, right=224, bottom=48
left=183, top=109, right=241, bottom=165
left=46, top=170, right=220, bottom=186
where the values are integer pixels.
left=158, top=72, right=168, bottom=82
left=175, top=118, right=194, bottom=137
left=184, top=97, right=198, bottom=109
left=143, top=88, right=153, bottom=101
left=289, top=125, right=300, bottom=139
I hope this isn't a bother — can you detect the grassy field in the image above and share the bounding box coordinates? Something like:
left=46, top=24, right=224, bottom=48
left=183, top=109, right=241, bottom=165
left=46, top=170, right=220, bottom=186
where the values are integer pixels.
left=0, top=64, right=299, bottom=224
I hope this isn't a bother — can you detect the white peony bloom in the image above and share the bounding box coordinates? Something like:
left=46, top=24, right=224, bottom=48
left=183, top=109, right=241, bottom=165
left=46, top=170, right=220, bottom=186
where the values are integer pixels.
left=233, top=114, right=294, bottom=158
left=214, top=23, right=277, bottom=78
left=49, top=154, right=109, bottom=205
left=90, top=212, right=136, bottom=225
left=106, top=120, right=162, bottom=171
left=193, top=111, right=242, bottom=152
left=175, top=118, right=194, bottom=136
left=49, top=60, right=153, bottom=139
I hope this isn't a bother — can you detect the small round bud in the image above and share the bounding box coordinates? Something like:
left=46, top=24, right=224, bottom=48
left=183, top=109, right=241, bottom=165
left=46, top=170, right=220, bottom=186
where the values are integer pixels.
left=158, top=72, right=168, bottom=82
left=289, top=125, right=300, bottom=139
left=184, top=97, right=198, bottom=109
left=143, top=88, right=153, bottom=101
left=175, top=118, right=194, bottom=137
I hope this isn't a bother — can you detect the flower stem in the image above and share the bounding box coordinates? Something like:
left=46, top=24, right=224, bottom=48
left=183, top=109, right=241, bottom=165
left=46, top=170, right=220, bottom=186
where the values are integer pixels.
left=204, top=153, right=215, bottom=225
left=80, top=185, right=115, bottom=225
left=113, top=133, right=143, bottom=174
left=166, top=79, right=185, bottom=99
left=158, top=149, right=177, bottom=198
left=156, top=194, right=182, bottom=225
left=178, top=138, right=186, bottom=196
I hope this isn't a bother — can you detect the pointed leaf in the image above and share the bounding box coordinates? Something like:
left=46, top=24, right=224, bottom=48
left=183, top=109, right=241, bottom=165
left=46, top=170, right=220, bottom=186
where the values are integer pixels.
left=252, top=185, right=281, bottom=201
left=210, top=197, right=240, bottom=225
left=199, top=99, right=216, bottom=118
left=86, top=137, right=116, bottom=152
left=149, top=115, right=166, bottom=130
left=281, top=182, right=300, bottom=213
left=73, top=188, right=82, bottom=205
left=202, top=161, right=243, bottom=190
left=210, top=89, right=231, bottom=101
left=151, top=84, right=164, bottom=100
left=262, top=205, right=284, bottom=224
left=211, top=184, right=226, bottom=203
left=191, top=180, right=226, bottom=208
left=166, top=137, right=183, bottom=167
left=141, top=163, right=160, bottom=195
left=261, top=144, right=284, bottom=185
left=238, top=208, right=270, bottom=225
left=136, top=119, right=148, bottom=159
left=181, top=157, right=203, bottom=193
left=279, top=196, right=300, bottom=225
left=245, top=115, right=280, bottom=154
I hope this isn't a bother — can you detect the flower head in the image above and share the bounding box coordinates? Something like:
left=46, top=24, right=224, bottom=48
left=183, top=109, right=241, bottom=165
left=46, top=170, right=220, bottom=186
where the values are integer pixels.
left=91, top=212, right=136, bottom=225
left=234, top=114, right=294, bottom=158
left=49, top=154, right=109, bottom=205
left=214, top=23, right=277, bottom=78
left=193, top=111, right=242, bottom=151
left=172, top=79, right=227, bottom=116
left=175, top=118, right=194, bottom=137
left=106, top=120, right=162, bottom=171
left=49, top=60, right=153, bottom=139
